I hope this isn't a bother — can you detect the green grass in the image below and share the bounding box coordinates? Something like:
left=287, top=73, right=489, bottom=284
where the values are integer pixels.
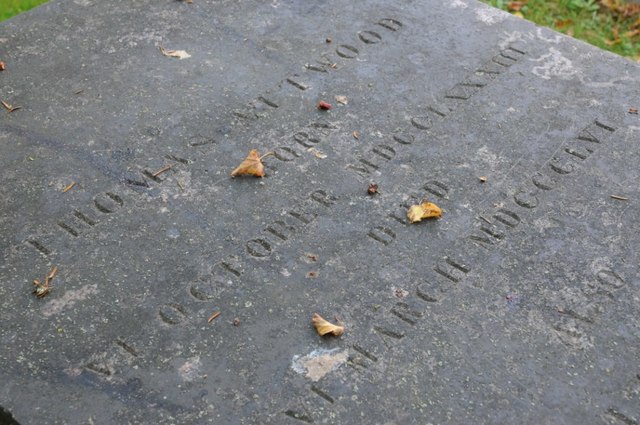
left=481, top=0, right=640, bottom=60
left=0, top=0, right=49, bottom=21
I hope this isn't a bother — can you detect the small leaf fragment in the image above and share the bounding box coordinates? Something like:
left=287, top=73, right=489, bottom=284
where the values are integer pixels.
left=629, top=107, right=638, bottom=115
left=610, top=194, right=628, bottom=201
left=335, top=95, right=348, bottom=105
left=1, top=100, right=21, bottom=112
left=317, top=101, right=332, bottom=110
left=0, top=61, right=5, bottom=71
left=312, top=313, right=344, bottom=336
left=159, top=46, right=191, bottom=59
left=207, top=311, right=221, bottom=323
left=479, top=176, right=487, bottom=183
left=407, top=201, right=442, bottom=223
left=352, top=131, right=360, bottom=139
left=62, top=182, right=76, bottom=193
left=308, top=148, right=327, bottom=159
left=367, top=183, right=379, bottom=195
left=231, top=149, right=271, bottom=177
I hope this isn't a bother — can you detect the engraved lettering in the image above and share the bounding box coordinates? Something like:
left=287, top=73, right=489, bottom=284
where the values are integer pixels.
left=376, top=18, right=402, bottom=31
left=26, top=239, right=51, bottom=256
left=373, top=325, right=405, bottom=339
left=310, top=189, right=337, bottom=207
left=411, top=115, right=432, bottom=130
left=115, top=339, right=139, bottom=357
left=358, top=30, right=382, bottom=44
left=57, top=221, right=79, bottom=237
left=368, top=226, right=395, bottom=245
left=94, top=192, right=123, bottom=214
left=391, top=302, right=424, bottom=325
left=335, top=44, right=359, bottom=59
left=158, top=303, right=188, bottom=325
left=392, top=133, right=414, bottom=145
left=256, top=96, right=279, bottom=108
left=293, top=131, right=320, bottom=148
left=532, top=172, right=556, bottom=191
left=493, top=208, right=520, bottom=227
left=549, top=156, right=575, bottom=175
left=372, top=145, right=396, bottom=161
left=284, top=407, right=313, bottom=423
left=423, top=180, right=449, bottom=199
left=246, top=239, right=272, bottom=258
left=273, top=146, right=301, bottom=162
left=266, top=220, right=297, bottom=241
left=310, top=386, right=335, bottom=404
left=347, top=158, right=380, bottom=176
left=289, top=207, right=317, bottom=225
left=596, top=269, right=625, bottom=290
left=165, top=154, right=192, bottom=165
left=219, top=256, right=243, bottom=277
left=74, top=210, right=98, bottom=226
left=416, top=283, right=439, bottom=302
left=286, top=76, right=308, bottom=91
left=565, top=145, right=593, bottom=160
left=513, top=189, right=539, bottom=209
left=434, top=257, right=470, bottom=283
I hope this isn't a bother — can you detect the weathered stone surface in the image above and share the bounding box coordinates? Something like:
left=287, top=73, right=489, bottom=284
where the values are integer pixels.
left=1, top=0, right=639, bottom=423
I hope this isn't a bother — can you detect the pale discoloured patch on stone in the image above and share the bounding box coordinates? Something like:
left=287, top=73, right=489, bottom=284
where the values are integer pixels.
left=531, top=48, right=577, bottom=80
left=291, top=348, right=348, bottom=381
left=476, top=7, right=508, bottom=25
left=179, top=356, right=202, bottom=382
left=450, top=0, right=468, bottom=9
left=42, top=284, right=99, bottom=317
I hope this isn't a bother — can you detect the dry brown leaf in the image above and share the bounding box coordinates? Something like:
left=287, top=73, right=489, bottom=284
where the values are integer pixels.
left=311, top=313, right=344, bottom=336
left=335, top=95, right=348, bottom=105
left=231, top=149, right=272, bottom=177
left=0, top=61, right=5, bottom=71
left=159, top=46, right=191, bottom=59
left=507, top=1, right=526, bottom=11
left=407, top=201, right=442, bottom=223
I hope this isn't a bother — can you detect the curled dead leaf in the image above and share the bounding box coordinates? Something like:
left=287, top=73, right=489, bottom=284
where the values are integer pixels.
left=159, top=46, right=191, bottom=59
left=0, top=61, right=5, bottom=71
left=312, top=313, right=344, bottom=336
left=231, top=149, right=272, bottom=177
left=407, top=201, right=442, bottom=223
left=33, top=265, right=58, bottom=298
left=352, top=131, right=360, bottom=139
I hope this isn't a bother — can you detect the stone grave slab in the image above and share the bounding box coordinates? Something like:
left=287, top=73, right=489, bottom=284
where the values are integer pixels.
left=1, top=0, right=639, bottom=423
